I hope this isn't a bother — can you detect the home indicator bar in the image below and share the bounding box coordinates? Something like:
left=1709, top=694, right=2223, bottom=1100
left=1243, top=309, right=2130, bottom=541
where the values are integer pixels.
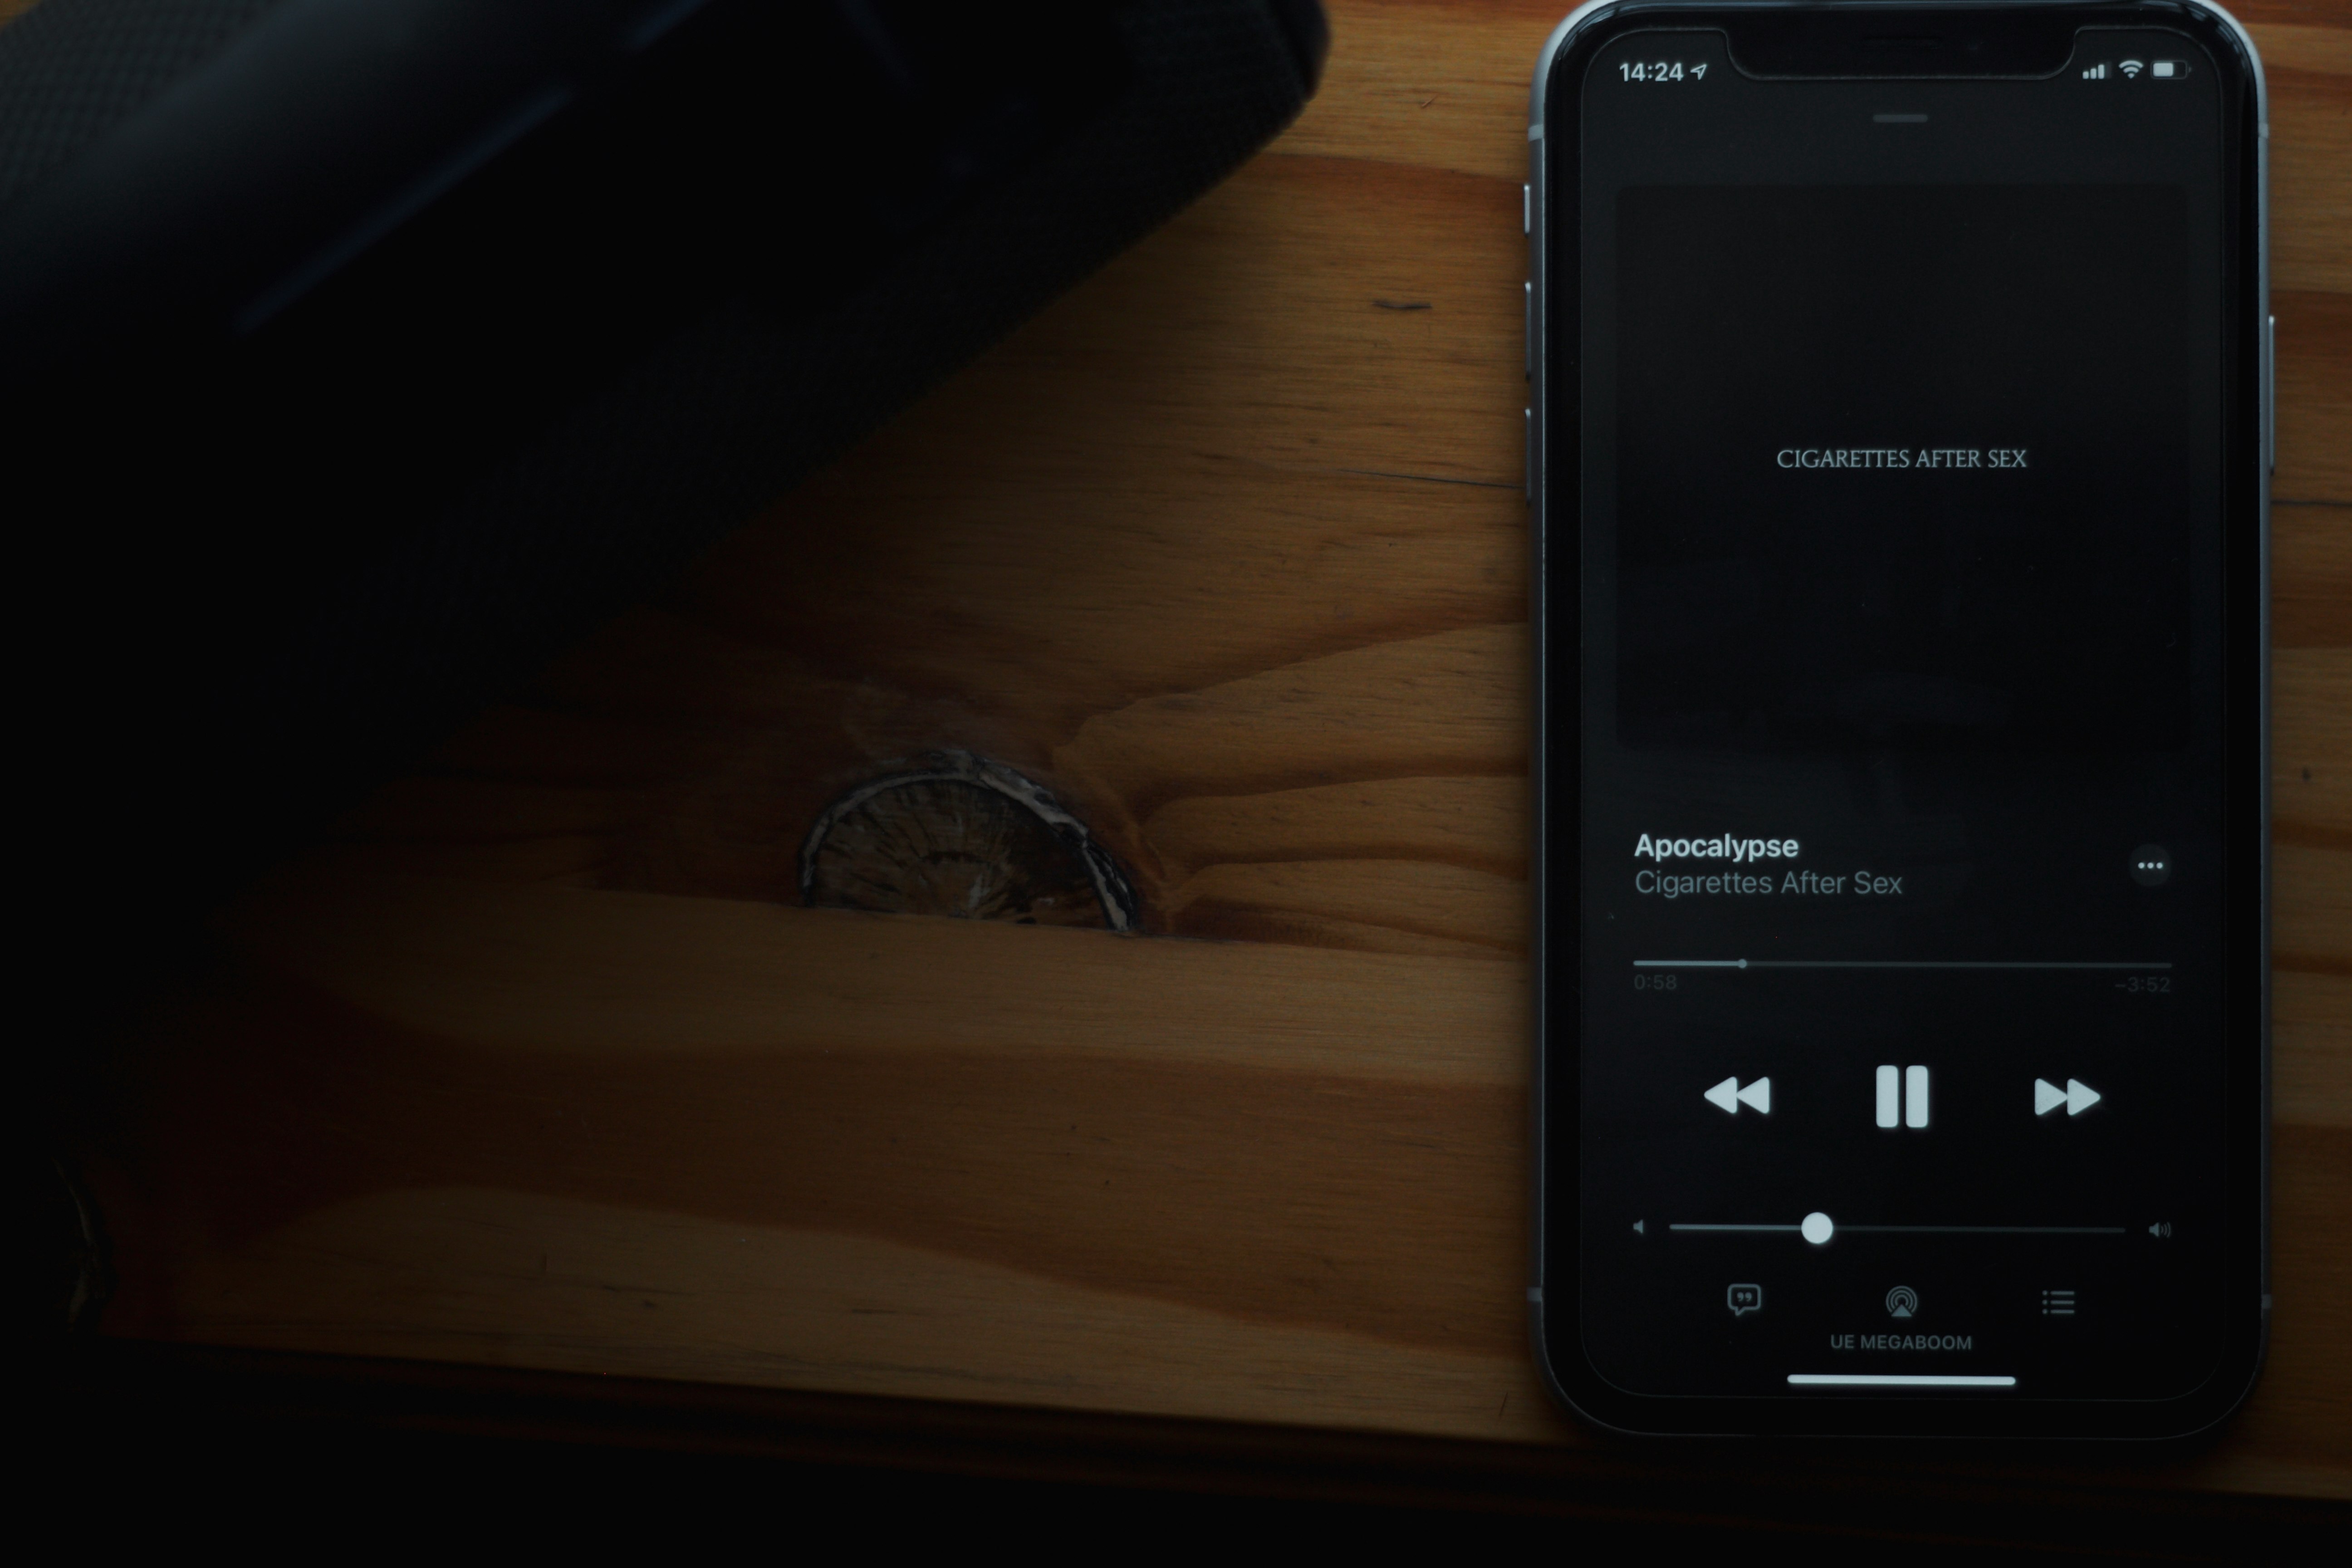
left=1632, top=959, right=2172, bottom=971
left=1788, top=1374, right=2017, bottom=1388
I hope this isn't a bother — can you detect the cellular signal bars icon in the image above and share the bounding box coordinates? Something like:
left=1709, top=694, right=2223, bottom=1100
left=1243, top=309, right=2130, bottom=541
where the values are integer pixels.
left=2082, top=61, right=2108, bottom=79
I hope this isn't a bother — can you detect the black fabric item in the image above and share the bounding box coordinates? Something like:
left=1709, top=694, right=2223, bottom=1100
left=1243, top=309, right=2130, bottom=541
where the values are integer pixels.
left=1, top=0, right=1321, bottom=967
left=311, top=0, right=1316, bottom=749
left=0, top=0, right=288, bottom=205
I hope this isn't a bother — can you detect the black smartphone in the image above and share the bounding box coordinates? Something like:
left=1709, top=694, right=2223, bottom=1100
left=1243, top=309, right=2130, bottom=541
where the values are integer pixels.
left=1528, top=2, right=2269, bottom=1437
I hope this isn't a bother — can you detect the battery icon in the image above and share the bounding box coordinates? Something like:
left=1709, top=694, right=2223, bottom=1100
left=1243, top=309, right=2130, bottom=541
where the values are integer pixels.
left=2152, top=59, right=2188, bottom=78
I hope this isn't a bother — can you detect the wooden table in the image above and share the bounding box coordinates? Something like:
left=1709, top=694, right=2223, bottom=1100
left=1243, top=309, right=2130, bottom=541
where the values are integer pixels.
left=59, top=0, right=2352, bottom=1528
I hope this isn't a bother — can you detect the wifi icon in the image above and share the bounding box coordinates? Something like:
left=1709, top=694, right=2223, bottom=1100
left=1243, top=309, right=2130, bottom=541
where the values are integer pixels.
left=2118, top=59, right=2145, bottom=77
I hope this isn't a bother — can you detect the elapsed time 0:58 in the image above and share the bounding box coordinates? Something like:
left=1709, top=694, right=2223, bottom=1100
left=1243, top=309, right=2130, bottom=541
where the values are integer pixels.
left=1619, top=60, right=1707, bottom=82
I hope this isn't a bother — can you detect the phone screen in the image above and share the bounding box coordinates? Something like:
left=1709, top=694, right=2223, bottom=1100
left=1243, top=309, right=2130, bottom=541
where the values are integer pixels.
left=1539, top=15, right=2264, bottom=1421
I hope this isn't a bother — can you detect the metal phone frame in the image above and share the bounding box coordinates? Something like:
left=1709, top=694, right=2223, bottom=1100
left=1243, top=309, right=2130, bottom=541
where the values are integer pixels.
left=1522, top=0, right=2273, bottom=1439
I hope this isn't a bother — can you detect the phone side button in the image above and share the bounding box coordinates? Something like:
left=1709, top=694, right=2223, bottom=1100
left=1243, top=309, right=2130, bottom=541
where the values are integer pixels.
left=1525, top=407, right=1534, bottom=504
left=2268, top=313, right=2277, bottom=475
left=1525, top=281, right=1534, bottom=380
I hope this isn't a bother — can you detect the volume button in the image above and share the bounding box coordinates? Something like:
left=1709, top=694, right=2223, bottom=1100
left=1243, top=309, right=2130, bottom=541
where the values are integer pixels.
left=2269, top=313, right=2277, bottom=475
left=1525, top=281, right=1534, bottom=381
left=1525, top=407, right=1534, bottom=504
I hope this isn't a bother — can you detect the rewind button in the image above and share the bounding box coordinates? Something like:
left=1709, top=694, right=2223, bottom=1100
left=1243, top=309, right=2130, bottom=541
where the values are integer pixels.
left=1705, top=1076, right=1771, bottom=1115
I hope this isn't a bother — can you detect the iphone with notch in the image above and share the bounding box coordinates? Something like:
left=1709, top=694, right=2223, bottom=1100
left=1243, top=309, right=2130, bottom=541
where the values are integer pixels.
left=1527, top=3, right=2269, bottom=1437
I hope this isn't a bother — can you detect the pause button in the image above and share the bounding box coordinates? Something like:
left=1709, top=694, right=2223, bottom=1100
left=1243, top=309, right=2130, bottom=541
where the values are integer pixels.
left=1877, top=1065, right=1930, bottom=1129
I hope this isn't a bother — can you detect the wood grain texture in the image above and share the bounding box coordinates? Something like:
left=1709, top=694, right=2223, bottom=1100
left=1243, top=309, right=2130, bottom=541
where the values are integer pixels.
left=57, top=0, right=2352, bottom=1505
